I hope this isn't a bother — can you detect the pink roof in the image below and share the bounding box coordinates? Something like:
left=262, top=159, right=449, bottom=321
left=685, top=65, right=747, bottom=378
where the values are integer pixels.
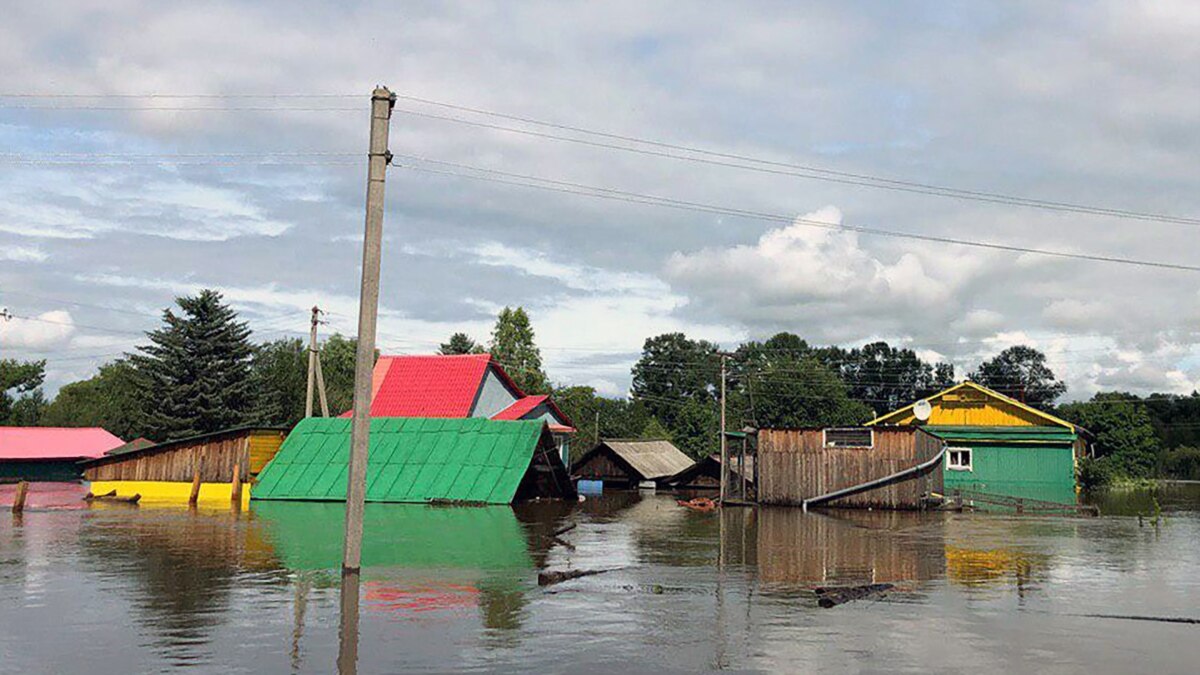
left=492, top=395, right=549, bottom=421
left=0, top=427, right=125, bottom=461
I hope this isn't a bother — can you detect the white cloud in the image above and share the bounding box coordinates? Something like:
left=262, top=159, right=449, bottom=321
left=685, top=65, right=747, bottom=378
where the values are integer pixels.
left=663, top=206, right=993, bottom=340
left=0, top=310, right=74, bottom=348
left=2, top=2, right=1199, bottom=401
left=0, top=245, right=47, bottom=262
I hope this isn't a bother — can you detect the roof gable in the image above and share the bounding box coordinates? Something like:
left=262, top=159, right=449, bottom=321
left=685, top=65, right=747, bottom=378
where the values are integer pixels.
left=582, top=439, right=695, bottom=480
left=867, top=381, right=1074, bottom=429
left=0, top=427, right=124, bottom=461
left=252, top=417, right=554, bottom=504
left=492, top=395, right=548, bottom=420
left=349, top=354, right=495, bottom=418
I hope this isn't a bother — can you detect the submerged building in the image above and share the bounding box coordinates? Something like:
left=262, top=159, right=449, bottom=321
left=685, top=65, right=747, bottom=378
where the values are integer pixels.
left=868, top=381, right=1088, bottom=503
left=252, top=417, right=575, bottom=504
left=571, top=439, right=695, bottom=489
left=0, top=427, right=124, bottom=482
left=80, top=426, right=287, bottom=506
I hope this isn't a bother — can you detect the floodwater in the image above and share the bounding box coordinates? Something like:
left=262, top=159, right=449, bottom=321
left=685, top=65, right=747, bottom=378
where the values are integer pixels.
left=2, top=485, right=1199, bottom=674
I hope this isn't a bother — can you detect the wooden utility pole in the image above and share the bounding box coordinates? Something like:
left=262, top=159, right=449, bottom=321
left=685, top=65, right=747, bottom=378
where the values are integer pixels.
left=306, top=305, right=330, bottom=417
left=719, top=353, right=729, bottom=503
left=12, top=480, right=28, bottom=514
left=342, top=86, right=394, bottom=573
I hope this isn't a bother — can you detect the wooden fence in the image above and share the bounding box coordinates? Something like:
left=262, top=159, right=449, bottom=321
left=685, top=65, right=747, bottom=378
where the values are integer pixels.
left=757, top=427, right=943, bottom=509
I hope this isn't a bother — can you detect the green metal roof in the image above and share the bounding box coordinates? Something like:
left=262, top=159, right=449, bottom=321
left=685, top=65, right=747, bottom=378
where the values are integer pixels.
left=924, top=425, right=1077, bottom=444
left=251, top=417, right=548, bottom=504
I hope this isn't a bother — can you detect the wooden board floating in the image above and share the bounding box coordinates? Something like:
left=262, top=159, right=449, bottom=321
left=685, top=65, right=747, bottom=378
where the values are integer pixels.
left=83, top=491, right=142, bottom=504
left=537, top=568, right=610, bottom=587
left=815, top=583, right=894, bottom=608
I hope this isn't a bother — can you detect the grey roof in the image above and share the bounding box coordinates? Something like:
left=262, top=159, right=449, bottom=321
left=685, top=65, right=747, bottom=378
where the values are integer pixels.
left=601, top=439, right=695, bottom=480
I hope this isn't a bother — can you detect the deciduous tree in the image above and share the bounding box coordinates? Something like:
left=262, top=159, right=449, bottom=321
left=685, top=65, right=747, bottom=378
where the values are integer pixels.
left=969, top=345, right=1066, bottom=409
left=489, top=307, right=549, bottom=394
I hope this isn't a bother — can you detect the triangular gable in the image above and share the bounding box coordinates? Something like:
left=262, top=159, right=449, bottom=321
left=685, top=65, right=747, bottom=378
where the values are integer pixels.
left=491, top=395, right=576, bottom=432
left=866, top=381, right=1074, bottom=429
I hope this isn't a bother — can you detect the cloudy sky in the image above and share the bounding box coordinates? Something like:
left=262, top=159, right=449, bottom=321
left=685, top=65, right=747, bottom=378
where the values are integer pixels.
left=1, top=1, right=1198, bottom=400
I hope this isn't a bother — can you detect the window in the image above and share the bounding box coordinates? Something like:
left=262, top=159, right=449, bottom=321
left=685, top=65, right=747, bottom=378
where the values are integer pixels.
left=947, top=448, right=972, bottom=471
left=823, top=428, right=874, bottom=448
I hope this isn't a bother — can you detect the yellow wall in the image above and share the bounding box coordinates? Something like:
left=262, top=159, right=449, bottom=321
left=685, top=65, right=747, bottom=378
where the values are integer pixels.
left=875, top=383, right=1071, bottom=428
left=89, top=480, right=251, bottom=508
left=248, top=431, right=286, bottom=475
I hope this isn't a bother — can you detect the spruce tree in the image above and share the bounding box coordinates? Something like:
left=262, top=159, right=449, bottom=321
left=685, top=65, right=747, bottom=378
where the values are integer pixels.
left=131, top=289, right=255, bottom=440
left=439, top=332, right=485, bottom=355
left=489, top=307, right=549, bottom=394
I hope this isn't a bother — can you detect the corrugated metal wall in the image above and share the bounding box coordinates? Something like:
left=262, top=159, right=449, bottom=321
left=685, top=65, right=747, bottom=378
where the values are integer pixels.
left=757, top=428, right=943, bottom=509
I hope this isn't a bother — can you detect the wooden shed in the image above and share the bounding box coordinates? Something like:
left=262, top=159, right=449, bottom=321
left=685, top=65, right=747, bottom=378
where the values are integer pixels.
left=571, top=439, right=696, bottom=489
left=80, top=426, right=287, bottom=506
left=667, top=453, right=755, bottom=491
left=757, top=427, right=943, bottom=509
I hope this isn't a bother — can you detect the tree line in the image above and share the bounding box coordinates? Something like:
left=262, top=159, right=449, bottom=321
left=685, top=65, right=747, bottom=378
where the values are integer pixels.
left=2, top=289, right=1197, bottom=484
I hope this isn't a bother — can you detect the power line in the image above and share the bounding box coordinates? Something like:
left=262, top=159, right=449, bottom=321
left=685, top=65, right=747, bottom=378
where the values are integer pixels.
left=0, top=93, right=359, bottom=99
left=6, top=90, right=1199, bottom=225
left=392, top=154, right=1200, bottom=272
left=0, top=104, right=362, bottom=111
left=385, top=94, right=1200, bottom=227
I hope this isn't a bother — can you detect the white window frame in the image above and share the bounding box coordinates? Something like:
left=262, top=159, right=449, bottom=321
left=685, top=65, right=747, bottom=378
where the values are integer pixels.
left=946, top=447, right=973, bottom=472
left=823, top=428, right=875, bottom=449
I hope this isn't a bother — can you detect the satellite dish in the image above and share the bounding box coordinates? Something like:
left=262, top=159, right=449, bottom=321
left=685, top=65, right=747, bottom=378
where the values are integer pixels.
left=913, top=399, right=933, bottom=422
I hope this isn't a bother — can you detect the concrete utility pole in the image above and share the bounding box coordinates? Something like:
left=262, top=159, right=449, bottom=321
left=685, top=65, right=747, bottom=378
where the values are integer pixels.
left=306, top=305, right=330, bottom=417
left=719, top=353, right=729, bottom=503
left=342, top=86, right=394, bottom=573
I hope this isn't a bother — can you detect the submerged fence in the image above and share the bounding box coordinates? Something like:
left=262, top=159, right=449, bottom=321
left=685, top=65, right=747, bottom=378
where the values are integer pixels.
left=757, top=427, right=943, bottom=509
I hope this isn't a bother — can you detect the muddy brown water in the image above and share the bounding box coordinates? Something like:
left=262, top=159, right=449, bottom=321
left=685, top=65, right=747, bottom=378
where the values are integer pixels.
left=1, top=485, right=1198, bottom=673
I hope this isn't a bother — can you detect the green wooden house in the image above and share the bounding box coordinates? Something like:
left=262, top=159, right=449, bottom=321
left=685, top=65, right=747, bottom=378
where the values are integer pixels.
left=868, top=382, right=1089, bottom=503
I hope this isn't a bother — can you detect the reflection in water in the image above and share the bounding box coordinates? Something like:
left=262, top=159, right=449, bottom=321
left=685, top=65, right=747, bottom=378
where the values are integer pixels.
left=754, top=508, right=946, bottom=589
left=945, top=545, right=1050, bottom=589
left=74, top=509, right=281, bottom=667
left=337, top=569, right=360, bottom=675
left=3, top=491, right=1200, bottom=673
left=254, top=501, right=553, bottom=662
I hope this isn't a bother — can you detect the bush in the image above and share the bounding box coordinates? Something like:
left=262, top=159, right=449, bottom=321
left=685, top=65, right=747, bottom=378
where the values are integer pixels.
left=1160, top=446, right=1200, bottom=481
left=1077, top=456, right=1115, bottom=490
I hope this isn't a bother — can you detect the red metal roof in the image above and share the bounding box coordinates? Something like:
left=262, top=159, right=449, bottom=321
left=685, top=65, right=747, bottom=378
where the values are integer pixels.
left=0, top=427, right=124, bottom=461
left=492, top=395, right=549, bottom=420
left=337, top=354, right=576, bottom=432
left=342, top=354, right=495, bottom=418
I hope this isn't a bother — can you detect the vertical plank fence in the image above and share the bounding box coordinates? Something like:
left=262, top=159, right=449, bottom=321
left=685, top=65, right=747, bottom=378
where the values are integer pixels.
left=757, top=427, right=943, bottom=509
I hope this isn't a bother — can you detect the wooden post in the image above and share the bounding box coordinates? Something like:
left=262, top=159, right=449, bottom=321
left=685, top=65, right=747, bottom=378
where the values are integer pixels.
left=12, top=480, right=28, bottom=514
left=343, top=86, right=394, bottom=573
left=739, top=436, right=747, bottom=501
left=314, top=343, right=330, bottom=417
left=230, top=463, right=242, bottom=505
left=719, top=353, right=728, bottom=503
left=306, top=306, right=318, bottom=418
left=306, top=305, right=331, bottom=417
left=189, top=469, right=202, bottom=506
